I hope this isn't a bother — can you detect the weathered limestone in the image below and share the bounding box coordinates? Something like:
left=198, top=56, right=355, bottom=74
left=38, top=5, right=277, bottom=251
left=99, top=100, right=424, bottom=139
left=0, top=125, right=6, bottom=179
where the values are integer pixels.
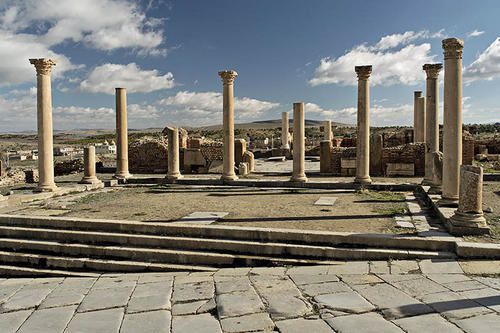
left=80, top=146, right=101, bottom=185
left=219, top=70, right=238, bottom=181
left=114, top=88, right=132, bottom=179
left=29, top=58, right=58, bottom=192
left=166, top=127, right=182, bottom=181
left=423, top=64, right=443, bottom=187
left=448, top=165, right=490, bottom=235
left=290, top=102, right=307, bottom=182
left=440, top=38, right=464, bottom=206
left=320, top=140, right=332, bottom=175
left=413, top=92, right=426, bottom=142
left=354, top=65, right=372, bottom=184
left=429, top=151, right=443, bottom=194
left=323, top=120, right=332, bottom=142
left=281, top=112, right=290, bottom=149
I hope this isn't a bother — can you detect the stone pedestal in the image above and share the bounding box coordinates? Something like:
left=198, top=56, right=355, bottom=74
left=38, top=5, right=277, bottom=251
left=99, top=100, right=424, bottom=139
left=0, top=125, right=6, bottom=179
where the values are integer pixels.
left=323, top=120, right=332, bottom=142
left=281, top=112, right=290, bottom=149
left=219, top=70, right=238, bottom=182
left=320, top=140, right=332, bottom=174
left=114, top=88, right=132, bottom=179
left=413, top=91, right=425, bottom=142
left=429, top=151, right=443, bottom=194
left=30, top=58, right=58, bottom=192
left=448, top=165, right=490, bottom=235
left=423, top=64, right=443, bottom=187
left=165, top=127, right=182, bottom=181
left=354, top=65, right=372, bottom=184
left=290, top=102, right=307, bottom=182
left=235, top=139, right=246, bottom=165
left=80, top=146, right=101, bottom=184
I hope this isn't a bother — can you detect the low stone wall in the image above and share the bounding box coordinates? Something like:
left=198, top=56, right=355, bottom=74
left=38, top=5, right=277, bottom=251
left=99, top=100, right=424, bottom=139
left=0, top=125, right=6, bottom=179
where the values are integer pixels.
left=129, top=138, right=168, bottom=173
left=54, top=159, right=83, bottom=176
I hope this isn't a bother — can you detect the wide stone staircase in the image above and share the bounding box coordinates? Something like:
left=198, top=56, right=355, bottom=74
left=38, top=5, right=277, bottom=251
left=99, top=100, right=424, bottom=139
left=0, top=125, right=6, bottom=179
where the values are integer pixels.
left=0, top=214, right=457, bottom=276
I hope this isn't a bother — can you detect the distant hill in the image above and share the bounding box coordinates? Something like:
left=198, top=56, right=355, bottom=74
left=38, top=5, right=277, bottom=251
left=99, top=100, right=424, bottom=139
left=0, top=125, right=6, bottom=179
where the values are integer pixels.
left=198, top=119, right=353, bottom=131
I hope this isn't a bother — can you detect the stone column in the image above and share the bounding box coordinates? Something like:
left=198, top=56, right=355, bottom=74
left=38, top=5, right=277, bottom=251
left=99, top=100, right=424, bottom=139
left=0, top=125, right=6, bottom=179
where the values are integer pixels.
left=165, top=127, right=182, bottom=181
left=449, top=165, right=490, bottom=235
left=281, top=112, right=290, bottom=149
left=30, top=58, right=58, bottom=192
left=354, top=65, right=372, bottom=184
left=417, top=96, right=426, bottom=142
left=80, top=146, right=101, bottom=184
left=423, top=63, right=443, bottom=187
left=114, top=88, right=132, bottom=179
left=290, top=102, right=307, bottom=182
left=413, top=91, right=424, bottom=142
left=323, top=120, right=332, bottom=142
left=219, top=70, right=238, bottom=181
left=440, top=38, right=464, bottom=206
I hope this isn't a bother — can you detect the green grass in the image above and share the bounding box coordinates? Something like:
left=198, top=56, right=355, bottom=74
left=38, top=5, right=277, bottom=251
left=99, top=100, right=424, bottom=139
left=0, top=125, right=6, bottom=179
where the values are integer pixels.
left=357, top=190, right=406, bottom=202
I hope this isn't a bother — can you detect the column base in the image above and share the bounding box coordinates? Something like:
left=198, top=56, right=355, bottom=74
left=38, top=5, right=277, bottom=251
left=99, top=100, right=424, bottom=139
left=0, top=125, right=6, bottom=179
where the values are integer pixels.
left=221, top=174, right=238, bottom=182
left=437, top=196, right=458, bottom=207
left=166, top=173, right=183, bottom=182
left=34, top=184, right=58, bottom=193
left=354, top=176, right=372, bottom=185
left=290, top=175, right=308, bottom=183
left=428, top=185, right=442, bottom=194
left=113, top=172, right=132, bottom=180
left=421, top=178, right=434, bottom=186
left=447, top=211, right=490, bottom=236
left=79, top=177, right=102, bottom=185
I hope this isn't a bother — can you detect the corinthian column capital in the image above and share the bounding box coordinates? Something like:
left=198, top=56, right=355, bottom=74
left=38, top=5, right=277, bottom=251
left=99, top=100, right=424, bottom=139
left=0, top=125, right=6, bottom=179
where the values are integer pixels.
left=355, top=65, right=372, bottom=80
left=442, top=38, right=464, bottom=60
left=423, top=63, right=443, bottom=79
left=218, top=70, right=238, bottom=85
left=29, top=58, right=56, bottom=76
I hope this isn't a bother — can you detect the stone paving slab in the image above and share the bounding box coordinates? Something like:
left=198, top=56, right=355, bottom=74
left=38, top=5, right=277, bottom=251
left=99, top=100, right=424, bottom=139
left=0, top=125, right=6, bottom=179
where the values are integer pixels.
left=0, top=260, right=499, bottom=333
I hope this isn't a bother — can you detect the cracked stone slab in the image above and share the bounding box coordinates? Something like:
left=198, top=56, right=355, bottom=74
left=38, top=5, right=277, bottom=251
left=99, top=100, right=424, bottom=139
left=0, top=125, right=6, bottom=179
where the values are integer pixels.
left=172, top=299, right=215, bottom=315
left=172, top=313, right=222, bottom=333
left=0, top=283, right=58, bottom=312
left=264, top=294, right=312, bottom=320
left=39, top=289, right=86, bottom=309
left=92, top=276, right=137, bottom=290
left=426, top=274, right=472, bottom=285
left=457, top=288, right=500, bottom=312
left=326, top=312, right=404, bottom=333
left=121, top=310, right=171, bottom=333
left=215, top=276, right=253, bottom=294
left=299, top=281, right=351, bottom=297
left=389, top=276, right=449, bottom=297
left=173, top=280, right=214, bottom=303
left=419, top=291, right=493, bottom=320
left=65, top=307, right=124, bottom=333
left=127, top=280, right=172, bottom=313
left=327, top=261, right=370, bottom=275
left=220, top=312, right=274, bottom=333
left=392, top=312, right=463, bottom=333
left=419, top=260, right=464, bottom=274
left=472, top=276, right=500, bottom=290
left=444, top=280, right=488, bottom=292
left=0, top=310, right=33, bottom=333
left=176, top=211, right=228, bottom=224
left=289, top=273, right=340, bottom=285
left=275, top=318, right=335, bottom=333
left=314, top=291, right=375, bottom=313
left=78, top=285, right=135, bottom=312
left=340, top=274, right=383, bottom=285
left=216, top=290, right=265, bottom=318
left=453, top=313, right=500, bottom=333
left=369, top=261, right=390, bottom=274
left=17, top=305, right=77, bottom=333
left=314, top=197, right=337, bottom=206
left=389, top=260, right=420, bottom=274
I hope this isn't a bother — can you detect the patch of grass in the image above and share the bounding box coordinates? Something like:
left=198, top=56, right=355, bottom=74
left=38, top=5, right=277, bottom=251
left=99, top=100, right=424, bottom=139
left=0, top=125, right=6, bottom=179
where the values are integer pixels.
left=372, top=203, right=407, bottom=216
left=359, top=190, right=405, bottom=202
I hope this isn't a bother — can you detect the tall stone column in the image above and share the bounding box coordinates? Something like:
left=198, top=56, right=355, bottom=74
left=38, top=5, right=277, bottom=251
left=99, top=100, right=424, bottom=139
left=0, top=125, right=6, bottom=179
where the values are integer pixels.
left=413, top=91, right=425, bottom=142
left=281, top=112, right=290, bottom=149
left=80, top=146, right=101, bottom=184
left=323, top=120, right=332, bottom=142
left=166, top=126, right=182, bottom=181
left=354, top=65, right=372, bottom=185
left=219, top=70, right=238, bottom=181
left=440, top=38, right=464, bottom=206
left=30, top=58, right=58, bottom=192
left=114, top=88, right=132, bottom=179
left=423, top=63, right=443, bottom=187
left=290, top=102, right=307, bottom=182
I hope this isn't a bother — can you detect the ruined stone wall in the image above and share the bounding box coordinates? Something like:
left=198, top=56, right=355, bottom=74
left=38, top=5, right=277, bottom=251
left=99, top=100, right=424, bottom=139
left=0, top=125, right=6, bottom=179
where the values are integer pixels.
left=128, top=138, right=168, bottom=173
left=54, top=159, right=84, bottom=176
left=381, top=143, right=425, bottom=176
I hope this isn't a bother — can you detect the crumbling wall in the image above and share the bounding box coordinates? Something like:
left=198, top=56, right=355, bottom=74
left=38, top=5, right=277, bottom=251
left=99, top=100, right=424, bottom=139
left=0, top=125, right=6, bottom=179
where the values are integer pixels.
left=129, top=137, right=168, bottom=173
left=54, top=159, right=83, bottom=176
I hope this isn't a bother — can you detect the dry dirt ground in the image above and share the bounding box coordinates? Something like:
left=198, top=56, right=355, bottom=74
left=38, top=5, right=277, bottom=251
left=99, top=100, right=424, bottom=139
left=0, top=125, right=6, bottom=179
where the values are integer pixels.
left=17, top=186, right=408, bottom=234
left=464, top=181, right=500, bottom=243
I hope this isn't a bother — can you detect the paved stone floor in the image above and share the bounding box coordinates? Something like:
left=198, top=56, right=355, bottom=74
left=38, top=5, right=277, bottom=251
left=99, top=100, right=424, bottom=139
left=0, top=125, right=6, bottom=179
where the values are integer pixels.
left=1, top=260, right=499, bottom=332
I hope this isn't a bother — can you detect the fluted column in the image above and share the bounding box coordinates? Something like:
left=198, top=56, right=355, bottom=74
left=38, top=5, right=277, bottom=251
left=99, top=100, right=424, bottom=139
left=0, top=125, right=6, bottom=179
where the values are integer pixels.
left=440, top=38, right=464, bottom=206
left=354, top=65, right=372, bottom=184
left=219, top=70, right=238, bottom=181
left=166, top=126, right=182, bottom=181
left=114, top=88, right=131, bottom=179
left=290, top=102, right=307, bottom=182
left=281, top=112, right=290, bottom=149
left=30, top=58, right=58, bottom=192
left=324, top=120, right=332, bottom=142
left=80, top=146, right=101, bottom=184
left=423, top=63, right=443, bottom=187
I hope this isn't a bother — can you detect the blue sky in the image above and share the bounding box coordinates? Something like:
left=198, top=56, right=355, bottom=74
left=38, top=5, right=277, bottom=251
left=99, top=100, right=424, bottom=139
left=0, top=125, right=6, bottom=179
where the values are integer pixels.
left=0, top=0, right=499, bottom=132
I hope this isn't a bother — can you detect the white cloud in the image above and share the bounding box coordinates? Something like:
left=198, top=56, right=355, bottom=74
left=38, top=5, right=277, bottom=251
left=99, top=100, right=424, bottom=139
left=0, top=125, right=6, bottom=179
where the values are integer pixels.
left=0, top=0, right=164, bottom=54
left=467, top=30, right=485, bottom=38
left=309, top=30, right=443, bottom=86
left=464, top=38, right=500, bottom=83
left=159, top=91, right=280, bottom=125
left=80, top=63, right=175, bottom=94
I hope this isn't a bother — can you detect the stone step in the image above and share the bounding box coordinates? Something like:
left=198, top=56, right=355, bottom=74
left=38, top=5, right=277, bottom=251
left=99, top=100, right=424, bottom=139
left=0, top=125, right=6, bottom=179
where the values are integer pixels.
left=0, top=214, right=456, bottom=252
left=0, top=250, right=216, bottom=274
left=0, top=264, right=101, bottom=277
left=0, top=226, right=455, bottom=261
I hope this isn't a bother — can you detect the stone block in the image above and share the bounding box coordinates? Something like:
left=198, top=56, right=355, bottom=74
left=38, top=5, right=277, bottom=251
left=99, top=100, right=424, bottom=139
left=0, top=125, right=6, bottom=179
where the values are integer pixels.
left=386, top=163, right=415, bottom=176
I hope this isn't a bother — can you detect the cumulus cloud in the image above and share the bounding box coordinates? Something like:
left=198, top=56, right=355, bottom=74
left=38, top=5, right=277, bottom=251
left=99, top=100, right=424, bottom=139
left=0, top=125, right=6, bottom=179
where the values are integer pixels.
left=158, top=91, right=280, bottom=125
left=0, top=0, right=164, bottom=54
left=467, top=30, right=485, bottom=38
left=309, top=30, right=443, bottom=86
left=464, top=38, right=500, bottom=84
left=80, top=63, right=175, bottom=94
